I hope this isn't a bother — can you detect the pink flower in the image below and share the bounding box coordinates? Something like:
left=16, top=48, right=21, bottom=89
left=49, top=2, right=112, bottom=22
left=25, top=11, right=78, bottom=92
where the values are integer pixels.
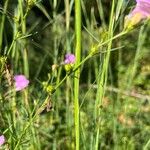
left=125, top=0, right=150, bottom=28
left=131, top=0, right=150, bottom=18
left=0, top=135, right=5, bottom=146
left=64, top=54, right=76, bottom=64
left=14, top=75, right=29, bottom=91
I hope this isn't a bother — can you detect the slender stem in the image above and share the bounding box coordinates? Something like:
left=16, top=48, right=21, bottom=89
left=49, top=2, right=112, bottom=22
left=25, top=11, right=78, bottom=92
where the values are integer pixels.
left=144, top=138, right=150, bottom=150
left=74, top=0, right=81, bottom=149
left=0, top=0, right=9, bottom=51
left=95, top=0, right=115, bottom=149
left=127, top=25, right=146, bottom=89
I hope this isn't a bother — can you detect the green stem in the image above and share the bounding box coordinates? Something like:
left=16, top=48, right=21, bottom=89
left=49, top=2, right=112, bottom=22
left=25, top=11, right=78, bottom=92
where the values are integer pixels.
left=127, top=25, right=146, bottom=89
left=0, top=0, right=9, bottom=52
left=95, top=0, right=115, bottom=149
left=74, top=0, right=81, bottom=149
left=144, top=138, right=150, bottom=150
left=18, top=0, right=29, bottom=77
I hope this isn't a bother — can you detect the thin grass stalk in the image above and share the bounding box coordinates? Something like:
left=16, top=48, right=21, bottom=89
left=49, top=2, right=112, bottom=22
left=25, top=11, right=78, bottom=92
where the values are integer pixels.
left=114, top=8, right=124, bottom=149
left=127, top=25, right=146, bottom=89
left=144, top=138, right=150, bottom=150
left=96, top=0, right=106, bottom=28
left=95, top=0, right=115, bottom=149
left=65, top=0, right=70, bottom=31
left=0, top=0, right=9, bottom=51
left=115, top=0, right=124, bottom=21
left=65, top=0, right=73, bottom=146
left=18, top=0, right=29, bottom=77
left=74, top=0, right=81, bottom=149
left=81, top=0, right=90, bottom=27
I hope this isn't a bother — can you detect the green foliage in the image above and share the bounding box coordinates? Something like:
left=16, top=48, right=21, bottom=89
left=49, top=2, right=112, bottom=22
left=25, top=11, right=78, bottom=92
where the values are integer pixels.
left=0, top=0, right=150, bottom=149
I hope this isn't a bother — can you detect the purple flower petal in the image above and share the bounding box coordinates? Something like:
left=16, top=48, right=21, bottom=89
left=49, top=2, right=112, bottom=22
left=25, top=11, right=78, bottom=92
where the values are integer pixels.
left=14, top=75, right=29, bottom=91
left=130, top=0, right=150, bottom=19
left=0, top=135, right=5, bottom=146
left=64, top=54, right=76, bottom=64
left=136, top=0, right=150, bottom=4
left=125, top=0, right=150, bottom=28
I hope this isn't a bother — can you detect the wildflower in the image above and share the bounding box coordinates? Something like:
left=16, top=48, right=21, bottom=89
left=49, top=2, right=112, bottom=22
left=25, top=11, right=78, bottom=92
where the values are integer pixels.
left=14, top=75, right=29, bottom=91
left=125, top=0, right=150, bottom=29
left=0, top=135, right=5, bottom=146
left=132, top=0, right=150, bottom=18
left=64, top=54, right=76, bottom=64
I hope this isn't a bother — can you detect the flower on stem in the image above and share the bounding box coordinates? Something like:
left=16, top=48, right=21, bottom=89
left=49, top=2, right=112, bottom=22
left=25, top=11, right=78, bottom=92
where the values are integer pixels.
left=132, top=0, right=150, bottom=18
left=0, top=135, right=5, bottom=146
left=63, top=53, right=76, bottom=73
left=64, top=54, right=76, bottom=64
left=125, top=0, right=150, bottom=29
left=14, top=75, right=29, bottom=91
